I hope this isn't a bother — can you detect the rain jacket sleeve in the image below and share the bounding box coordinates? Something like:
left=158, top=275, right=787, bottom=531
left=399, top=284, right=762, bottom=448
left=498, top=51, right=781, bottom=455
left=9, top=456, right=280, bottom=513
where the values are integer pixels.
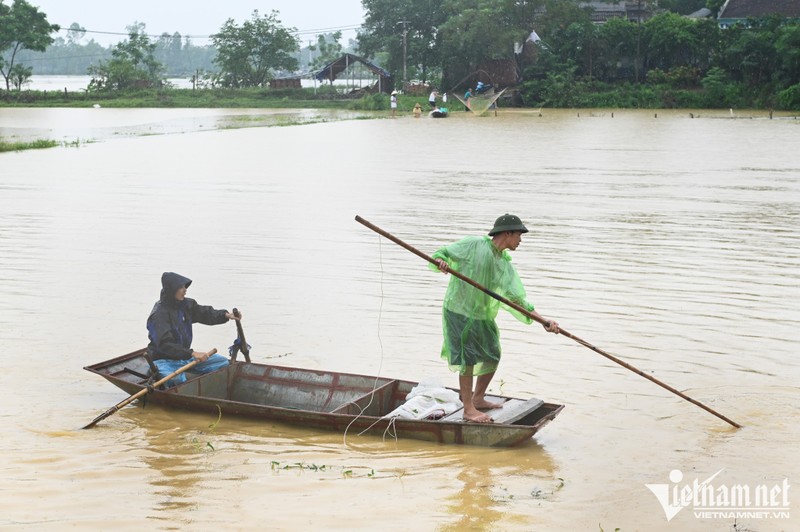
left=188, top=300, right=230, bottom=326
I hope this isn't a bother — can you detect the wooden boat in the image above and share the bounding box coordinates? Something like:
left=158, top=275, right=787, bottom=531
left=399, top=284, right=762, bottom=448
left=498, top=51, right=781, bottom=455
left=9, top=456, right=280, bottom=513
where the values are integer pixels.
left=84, top=348, right=564, bottom=447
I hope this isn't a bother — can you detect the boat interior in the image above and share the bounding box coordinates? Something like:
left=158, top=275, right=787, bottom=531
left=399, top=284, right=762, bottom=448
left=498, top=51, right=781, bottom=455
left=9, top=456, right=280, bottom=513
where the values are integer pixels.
left=87, top=350, right=559, bottom=425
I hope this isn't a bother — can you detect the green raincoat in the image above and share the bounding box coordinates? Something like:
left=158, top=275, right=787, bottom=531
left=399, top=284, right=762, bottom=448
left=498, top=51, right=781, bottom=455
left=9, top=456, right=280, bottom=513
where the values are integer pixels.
left=431, top=236, right=535, bottom=376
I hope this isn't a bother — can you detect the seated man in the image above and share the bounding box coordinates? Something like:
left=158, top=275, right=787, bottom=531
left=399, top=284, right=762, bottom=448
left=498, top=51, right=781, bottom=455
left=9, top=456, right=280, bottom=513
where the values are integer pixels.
left=146, top=272, right=239, bottom=387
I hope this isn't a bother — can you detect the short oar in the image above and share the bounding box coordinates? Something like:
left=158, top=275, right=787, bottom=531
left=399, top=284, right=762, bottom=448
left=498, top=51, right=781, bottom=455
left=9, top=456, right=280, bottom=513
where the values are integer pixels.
left=355, top=215, right=742, bottom=429
left=232, top=308, right=250, bottom=363
left=82, top=348, right=217, bottom=429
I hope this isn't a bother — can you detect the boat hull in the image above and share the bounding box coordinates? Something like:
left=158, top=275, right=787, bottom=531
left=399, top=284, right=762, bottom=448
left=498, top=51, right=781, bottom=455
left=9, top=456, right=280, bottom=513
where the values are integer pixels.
left=85, top=348, right=564, bottom=447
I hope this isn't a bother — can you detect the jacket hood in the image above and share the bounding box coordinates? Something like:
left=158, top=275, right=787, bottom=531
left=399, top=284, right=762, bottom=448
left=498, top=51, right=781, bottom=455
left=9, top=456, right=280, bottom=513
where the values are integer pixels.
left=160, top=272, right=192, bottom=303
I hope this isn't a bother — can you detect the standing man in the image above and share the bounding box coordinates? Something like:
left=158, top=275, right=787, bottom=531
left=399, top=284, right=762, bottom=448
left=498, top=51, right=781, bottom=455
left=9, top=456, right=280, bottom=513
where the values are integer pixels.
left=390, top=90, right=398, bottom=118
left=147, top=272, right=239, bottom=387
left=463, top=87, right=473, bottom=111
left=428, top=89, right=438, bottom=109
left=431, top=214, right=559, bottom=423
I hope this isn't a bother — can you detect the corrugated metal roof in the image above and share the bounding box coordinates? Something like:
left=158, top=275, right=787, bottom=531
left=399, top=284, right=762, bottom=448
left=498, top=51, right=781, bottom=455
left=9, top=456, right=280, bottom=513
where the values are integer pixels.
left=314, top=54, right=391, bottom=83
left=720, top=0, right=800, bottom=18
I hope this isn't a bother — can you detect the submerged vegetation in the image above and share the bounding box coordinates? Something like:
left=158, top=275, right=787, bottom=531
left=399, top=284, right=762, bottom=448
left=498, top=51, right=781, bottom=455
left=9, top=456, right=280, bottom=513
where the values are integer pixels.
left=0, top=136, right=91, bottom=153
left=0, top=138, right=58, bottom=152
left=0, top=85, right=422, bottom=114
left=1, top=86, right=342, bottom=108
left=269, top=460, right=379, bottom=479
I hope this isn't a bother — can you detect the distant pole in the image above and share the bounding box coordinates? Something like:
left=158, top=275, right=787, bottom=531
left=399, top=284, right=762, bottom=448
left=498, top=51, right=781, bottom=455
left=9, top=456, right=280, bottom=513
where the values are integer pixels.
left=397, top=20, right=408, bottom=90
left=635, top=0, right=643, bottom=82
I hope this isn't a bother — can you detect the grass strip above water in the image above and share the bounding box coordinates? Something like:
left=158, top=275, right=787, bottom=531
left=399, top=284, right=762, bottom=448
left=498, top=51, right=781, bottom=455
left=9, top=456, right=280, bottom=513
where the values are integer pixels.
left=0, top=138, right=59, bottom=153
left=0, top=87, right=392, bottom=110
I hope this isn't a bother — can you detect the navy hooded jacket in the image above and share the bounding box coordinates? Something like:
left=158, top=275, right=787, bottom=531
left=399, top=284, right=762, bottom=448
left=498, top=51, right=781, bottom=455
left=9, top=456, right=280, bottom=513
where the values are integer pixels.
left=147, top=272, right=230, bottom=361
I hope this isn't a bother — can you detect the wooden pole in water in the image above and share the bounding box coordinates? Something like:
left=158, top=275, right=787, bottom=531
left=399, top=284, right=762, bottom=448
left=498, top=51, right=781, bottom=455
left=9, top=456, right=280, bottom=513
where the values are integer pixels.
left=354, top=215, right=742, bottom=429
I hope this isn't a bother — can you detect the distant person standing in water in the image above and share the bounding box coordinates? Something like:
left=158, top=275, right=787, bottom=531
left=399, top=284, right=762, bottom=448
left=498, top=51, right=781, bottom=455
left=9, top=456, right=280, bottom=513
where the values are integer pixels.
left=390, top=90, right=398, bottom=118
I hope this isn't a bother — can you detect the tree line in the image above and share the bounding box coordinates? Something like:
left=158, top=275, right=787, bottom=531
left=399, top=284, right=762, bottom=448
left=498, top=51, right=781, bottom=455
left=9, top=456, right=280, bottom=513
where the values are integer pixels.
left=359, top=0, right=800, bottom=109
left=15, top=27, right=348, bottom=81
left=3, top=0, right=800, bottom=109
left=2, top=1, right=348, bottom=91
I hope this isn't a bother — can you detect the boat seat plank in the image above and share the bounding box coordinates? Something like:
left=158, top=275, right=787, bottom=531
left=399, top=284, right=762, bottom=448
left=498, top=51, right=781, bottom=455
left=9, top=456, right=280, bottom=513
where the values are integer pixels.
left=441, top=396, right=544, bottom=424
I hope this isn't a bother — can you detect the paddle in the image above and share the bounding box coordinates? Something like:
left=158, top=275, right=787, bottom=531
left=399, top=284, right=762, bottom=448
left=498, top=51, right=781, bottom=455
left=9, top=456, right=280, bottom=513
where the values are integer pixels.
left=230, top=308, right=250, bottom=363
left=82, top=348, right=217, bottom=429
left=354, top=215, right=742, bottom=429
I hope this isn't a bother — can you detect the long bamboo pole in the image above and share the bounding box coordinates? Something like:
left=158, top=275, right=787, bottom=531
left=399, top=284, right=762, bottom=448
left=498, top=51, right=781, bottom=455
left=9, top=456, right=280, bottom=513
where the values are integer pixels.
left=355, top=215, right=741, bottom=429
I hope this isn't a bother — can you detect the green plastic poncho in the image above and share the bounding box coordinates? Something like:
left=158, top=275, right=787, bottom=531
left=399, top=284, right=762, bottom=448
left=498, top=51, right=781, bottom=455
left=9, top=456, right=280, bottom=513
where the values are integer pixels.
left=431, top=236, right=535, bottom=376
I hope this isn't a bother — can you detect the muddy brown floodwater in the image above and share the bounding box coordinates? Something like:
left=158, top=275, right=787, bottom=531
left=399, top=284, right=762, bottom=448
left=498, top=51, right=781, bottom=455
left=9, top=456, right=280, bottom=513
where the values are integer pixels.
left=1, top=107, right=798, bottom=531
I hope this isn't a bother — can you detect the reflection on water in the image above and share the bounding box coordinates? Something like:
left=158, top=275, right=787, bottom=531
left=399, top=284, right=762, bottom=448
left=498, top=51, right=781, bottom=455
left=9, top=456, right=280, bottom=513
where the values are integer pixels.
left=1, top=108, right=798, bottom=530
left=440, top=445, right=556, bottom=532
left=123, top=403, right=558, bottom=530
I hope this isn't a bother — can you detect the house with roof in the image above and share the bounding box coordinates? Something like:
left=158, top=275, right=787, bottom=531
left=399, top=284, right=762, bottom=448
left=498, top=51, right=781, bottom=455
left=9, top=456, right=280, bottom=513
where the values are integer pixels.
left=314, top=53, right=393, bottom=94
left=579, top=1, right=654, bottom=23
left=717, top=0, right=800, bottom=28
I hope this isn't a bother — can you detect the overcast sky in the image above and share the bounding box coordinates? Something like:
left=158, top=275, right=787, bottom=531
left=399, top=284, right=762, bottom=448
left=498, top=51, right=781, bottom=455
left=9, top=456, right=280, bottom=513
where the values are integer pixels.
left=30, top=0, right=366, bottom=46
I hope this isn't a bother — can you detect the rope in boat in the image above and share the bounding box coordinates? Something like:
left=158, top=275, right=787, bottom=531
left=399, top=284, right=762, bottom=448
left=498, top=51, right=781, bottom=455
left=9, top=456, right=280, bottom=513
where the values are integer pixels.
left=342, top=235, right=394, bottom=446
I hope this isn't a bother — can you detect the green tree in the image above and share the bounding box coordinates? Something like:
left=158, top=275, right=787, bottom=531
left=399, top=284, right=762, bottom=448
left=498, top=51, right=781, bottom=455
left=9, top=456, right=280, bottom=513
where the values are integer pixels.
left=156, top=32, right=184, bottom=71
left=643, top=12, right=717, bottom=73
left=309, top=31, right=343, bottom=69
left=562, top=19, right=604, bottom=80
left=438, top=0, right=517, bottom=84
left=0, top=0, right=59, bottom=90
left=717, top=23, right=777, bottom=87
left=212, top=10, right=299, bottom=88
left=18, top=36, right=111, bottom=76
left=659, top=0, right=706, bottom=14
left=436, top=0, right=551, bottom=88
left=87, top=23, right=165, bottom=90
left=66, top=22, right=86, bottom=45
left=153, top=32, right=215, bottom=77
left=775, top=24, right=800, bottom=87
left=359, top=0, right=449, bottom=87
left=8, top=62, right=31, bottom=89
left=705, top=0, right=725, bottom=17
left=596, top=16, right=638, bottom=81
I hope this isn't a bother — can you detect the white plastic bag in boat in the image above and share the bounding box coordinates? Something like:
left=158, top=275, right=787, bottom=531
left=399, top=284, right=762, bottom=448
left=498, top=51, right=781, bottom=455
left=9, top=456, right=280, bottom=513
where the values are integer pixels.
left=383, top=378, right=463, bottom=420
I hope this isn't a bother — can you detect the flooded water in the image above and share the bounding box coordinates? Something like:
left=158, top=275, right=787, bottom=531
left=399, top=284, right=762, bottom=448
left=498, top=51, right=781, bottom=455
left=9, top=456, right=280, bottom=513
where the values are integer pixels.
left=1, top=106, right=799, bottom=531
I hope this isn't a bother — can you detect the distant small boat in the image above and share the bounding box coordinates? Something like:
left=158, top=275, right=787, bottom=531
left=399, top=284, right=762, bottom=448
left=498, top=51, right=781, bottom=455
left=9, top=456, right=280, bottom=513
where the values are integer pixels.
left=430, top=107, right=449, bottom=118
left=85, top=348, right=564, bottom=447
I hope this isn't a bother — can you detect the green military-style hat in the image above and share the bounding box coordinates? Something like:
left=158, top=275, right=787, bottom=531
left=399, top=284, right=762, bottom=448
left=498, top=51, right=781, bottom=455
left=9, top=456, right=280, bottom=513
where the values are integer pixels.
left=488, top=213, right=529, bottom=236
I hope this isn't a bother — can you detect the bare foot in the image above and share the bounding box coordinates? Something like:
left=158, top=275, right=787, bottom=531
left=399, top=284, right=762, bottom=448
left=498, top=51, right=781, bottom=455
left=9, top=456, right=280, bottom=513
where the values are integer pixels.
left=463, top=408, right=494, bottom=423
left=473, top=397, right=506, bottom=410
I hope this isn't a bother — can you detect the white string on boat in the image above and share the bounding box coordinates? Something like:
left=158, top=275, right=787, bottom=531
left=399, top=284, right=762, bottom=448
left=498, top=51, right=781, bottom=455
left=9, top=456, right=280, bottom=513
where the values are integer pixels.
left=342, top=234, right=389, bottom=446
left=381, top=416, right=398, bottom=441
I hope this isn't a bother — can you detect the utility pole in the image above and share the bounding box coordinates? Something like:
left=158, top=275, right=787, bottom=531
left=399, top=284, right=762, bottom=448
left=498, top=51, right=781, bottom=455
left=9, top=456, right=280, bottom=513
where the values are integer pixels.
left=397, top=20, right=408, bottom=90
